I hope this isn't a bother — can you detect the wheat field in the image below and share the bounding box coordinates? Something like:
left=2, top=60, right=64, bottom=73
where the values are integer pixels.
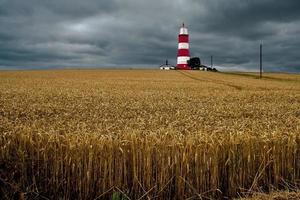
left=0, top=70, right=299, bottom=199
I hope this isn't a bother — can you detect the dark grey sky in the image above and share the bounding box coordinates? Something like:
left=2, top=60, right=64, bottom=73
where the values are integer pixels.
left=0, top=0, right=299, bottom=72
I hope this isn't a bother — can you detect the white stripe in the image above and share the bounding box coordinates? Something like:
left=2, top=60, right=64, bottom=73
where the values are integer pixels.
left=180, top=27, right=188, bottom=35
left=177, top=56, right=190, bottom=64
left=178, top=43, right=189, bottom=49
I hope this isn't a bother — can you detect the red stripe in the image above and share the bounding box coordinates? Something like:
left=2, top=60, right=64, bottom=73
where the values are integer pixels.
left=177, top=49, right=190, bottom=56
left=177, top=64, right=191, bottom=70
left=178, top=35, right=189, bottom=43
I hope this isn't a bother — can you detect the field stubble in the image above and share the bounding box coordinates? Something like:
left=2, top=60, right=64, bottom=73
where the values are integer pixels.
left=0, top=70, right=299, bottom=199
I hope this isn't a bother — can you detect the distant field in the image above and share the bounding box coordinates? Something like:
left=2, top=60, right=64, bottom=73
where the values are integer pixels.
left=0, top=70, right=299, bottom=199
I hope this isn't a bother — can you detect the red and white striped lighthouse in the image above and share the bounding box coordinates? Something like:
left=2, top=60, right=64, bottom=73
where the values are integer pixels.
left=177, top=23, right=190, bottom=70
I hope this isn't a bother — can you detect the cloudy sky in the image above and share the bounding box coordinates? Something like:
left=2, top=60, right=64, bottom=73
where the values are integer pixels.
left=0, top=0, right=299, bottom=72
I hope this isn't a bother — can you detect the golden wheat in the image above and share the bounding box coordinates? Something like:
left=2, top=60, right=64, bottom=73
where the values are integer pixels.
left=0, top=70, right=299, bottom=199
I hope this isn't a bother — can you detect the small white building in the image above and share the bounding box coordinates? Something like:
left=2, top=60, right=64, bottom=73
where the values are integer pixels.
left=199, top=66, right=207, bottom=71
left=159, top=60, right=175, bottom=70
left=160, top=66, right=176, bottom=70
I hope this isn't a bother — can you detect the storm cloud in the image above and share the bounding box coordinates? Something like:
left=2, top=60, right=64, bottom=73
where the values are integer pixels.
left=0, top=0, right=299, bottom=72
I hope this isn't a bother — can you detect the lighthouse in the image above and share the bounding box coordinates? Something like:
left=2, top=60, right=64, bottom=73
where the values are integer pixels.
left=177, top=23, right=190, bottom=70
